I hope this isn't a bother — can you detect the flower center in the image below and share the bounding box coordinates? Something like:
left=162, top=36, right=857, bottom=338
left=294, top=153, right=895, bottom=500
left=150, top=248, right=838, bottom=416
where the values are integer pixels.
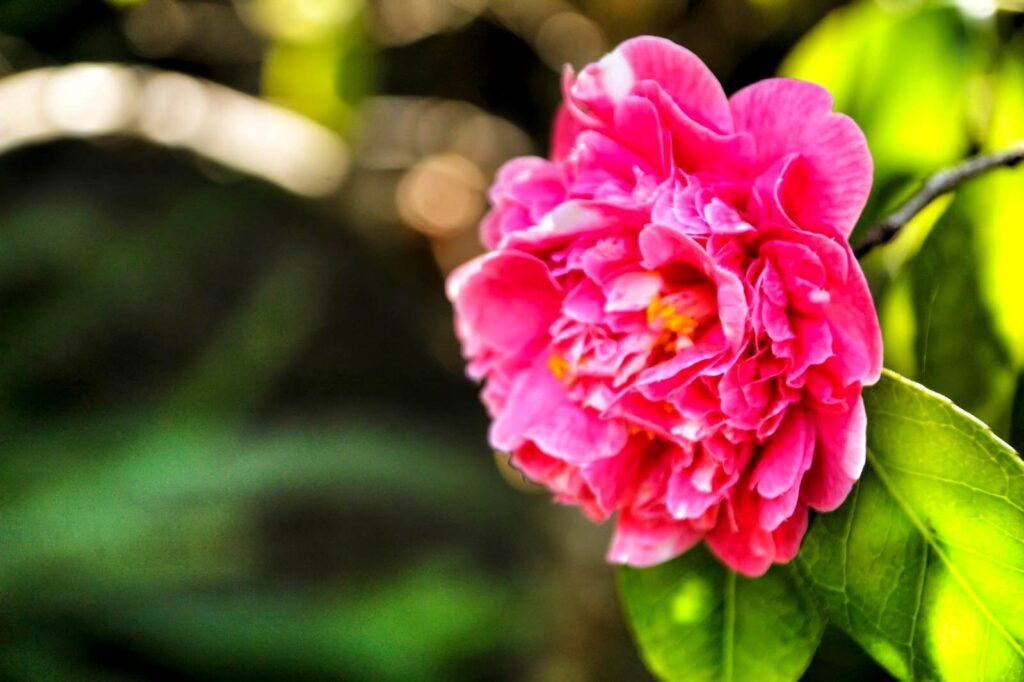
left=545, top=276, right=718, bottom=387
left=645, top=282, right=717, bottom=361
left=647, top=297, right=698, bottom=335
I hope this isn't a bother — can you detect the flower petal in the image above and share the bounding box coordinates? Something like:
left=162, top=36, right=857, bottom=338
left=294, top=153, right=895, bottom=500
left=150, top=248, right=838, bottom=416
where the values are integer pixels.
left=499, top=200, right=644, bottom=252
left=801, top=397, right=867, bottom=511
left=731, top=78, right=872, bottom=236
left=482, top=157, right=566, bottom=248
left=447, top=251, right=561, bottom=358
left=826, top=248, right=884, bottom=386
left=750, top=407, right=813, bottom=499
left=611, top=37, right=732, bottom=132
left=607, top=510, right=705, bottom=567
left=705, top=494, right=776, bottom=577
left=551, top=102, right=581, bottom=162
left=491, top=359, right=630, bottom=463
left=771, top=504, right=809, bottom=563
left=638, top=224, right=748, bottom=347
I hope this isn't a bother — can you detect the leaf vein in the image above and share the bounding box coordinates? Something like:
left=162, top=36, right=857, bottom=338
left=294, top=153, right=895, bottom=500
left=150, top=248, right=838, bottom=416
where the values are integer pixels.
left=882, top=463, right=1024, bottom=515
left=722, top=571, right=736, bottom=682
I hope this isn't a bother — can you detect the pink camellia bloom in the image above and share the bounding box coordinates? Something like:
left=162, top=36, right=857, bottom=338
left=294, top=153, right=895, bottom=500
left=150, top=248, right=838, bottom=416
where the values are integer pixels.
left=447, top=36, right=882, bottom=576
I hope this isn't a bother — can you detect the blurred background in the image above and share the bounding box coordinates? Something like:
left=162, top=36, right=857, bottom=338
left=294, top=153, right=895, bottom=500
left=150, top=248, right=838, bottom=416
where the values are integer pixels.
left=1, top=0, right=1023, bottom=680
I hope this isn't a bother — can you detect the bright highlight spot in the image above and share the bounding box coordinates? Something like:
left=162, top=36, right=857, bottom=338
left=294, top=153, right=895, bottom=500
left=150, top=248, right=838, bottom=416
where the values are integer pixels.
left=670, top=576, right=712, bottom=624
left=396, top=153, right=486, bottom=237
left=954, top=0, right=997, bottom=18
left=43, top=65, right=135, bottom=135
left=928, top=569, right=1016, bottom=678
left=0, top=64, right=349, bottom=197
left=241, top=0, right=363, bottom=41
left=599, top=49, right=635, bottom=104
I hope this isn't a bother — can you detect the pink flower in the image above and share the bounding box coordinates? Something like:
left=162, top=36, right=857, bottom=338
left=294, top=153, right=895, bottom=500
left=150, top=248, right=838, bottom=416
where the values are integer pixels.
left=447, top=36, right=882, bottom=576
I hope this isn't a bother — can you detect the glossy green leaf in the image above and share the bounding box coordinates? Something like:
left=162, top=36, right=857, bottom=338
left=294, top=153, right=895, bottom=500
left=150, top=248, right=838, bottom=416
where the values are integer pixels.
left=619, top=546, right=824, bottom=682
left=975, top=55, right=1024, bottom=368
left=879, top=272, right=917, bottom=378
left=795, top=370, right=1024, bottom=681
left=1012, top=373, right=1024, bottom=456
left=906, top=190, right=1016, bottom=432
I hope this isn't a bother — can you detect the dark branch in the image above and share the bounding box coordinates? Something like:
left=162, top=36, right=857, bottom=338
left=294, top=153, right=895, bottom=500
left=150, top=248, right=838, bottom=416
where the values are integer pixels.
left=853, top=142, right=1024, bottom=259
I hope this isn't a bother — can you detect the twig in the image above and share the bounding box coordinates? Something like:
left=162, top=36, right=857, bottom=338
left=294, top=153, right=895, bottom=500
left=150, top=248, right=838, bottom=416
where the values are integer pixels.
left=854, top=142, right=1024, bottom=259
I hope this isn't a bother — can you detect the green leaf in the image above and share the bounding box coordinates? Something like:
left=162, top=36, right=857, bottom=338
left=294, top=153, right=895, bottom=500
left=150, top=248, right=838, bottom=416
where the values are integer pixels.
left=906, top=190, right=1016, bottom=433
left=975, top=55, right=1024, bottom=369
left=795, top=370, right=1024, bottom=681
left=1013, top=373, right=1024, bottom=456
left=619, top=546, right=824, bottom=682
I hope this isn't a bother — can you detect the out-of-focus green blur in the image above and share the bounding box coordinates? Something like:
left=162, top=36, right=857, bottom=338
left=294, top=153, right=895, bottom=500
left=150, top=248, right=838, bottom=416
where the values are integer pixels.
left=1, top=1, right=1022, bottom=680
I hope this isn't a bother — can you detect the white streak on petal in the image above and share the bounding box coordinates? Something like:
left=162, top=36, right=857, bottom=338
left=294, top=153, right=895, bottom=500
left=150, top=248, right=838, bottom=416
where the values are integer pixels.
left=599, top=49, right=634, bottom=104
left=544, top=201, right=599, bottom=233
left=809, top=289, right=830, bottom=304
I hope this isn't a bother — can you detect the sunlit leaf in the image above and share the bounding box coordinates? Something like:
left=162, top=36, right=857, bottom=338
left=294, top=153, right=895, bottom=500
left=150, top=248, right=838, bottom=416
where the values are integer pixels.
left=619, top=546, right=824, bottom=682
left=878, top=274, right=916, bottom=377
left=1013, top=373, right=1024, bottom=455
left=906, top=190, right=1015, bottom=432
left=975, top=55, right=1024, bottom=367
left=795, top=370, right=1024, bottom=681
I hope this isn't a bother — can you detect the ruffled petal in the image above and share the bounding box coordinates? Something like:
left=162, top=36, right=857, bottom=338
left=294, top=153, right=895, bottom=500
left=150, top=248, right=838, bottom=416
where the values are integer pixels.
left=602, top=36, right=733, bottom=133
left=491, top=359, right=630, bottom=463
left=772, top=504, right=809, bottom=563
left=499, top=200, right=645, bottom=252
left=801, top=397, right=867, bottom=511
left=825, top=248, right=884, bottom=386
left=551, top=102, right=581, bottom=162
left=447, top=251, right=561, bottom=358
left=638, top=224, right=748, bottom=347
left=731, top=78, right=872, bottom=236
left=705, top=493, right=776, bottom=577
left=482, top=157, right=566, bottom=248
left=750, top=407, right=813, bottom=499
left=607, top=510, right=705, bottom=567
left=754, top=408, right=816, bottom=531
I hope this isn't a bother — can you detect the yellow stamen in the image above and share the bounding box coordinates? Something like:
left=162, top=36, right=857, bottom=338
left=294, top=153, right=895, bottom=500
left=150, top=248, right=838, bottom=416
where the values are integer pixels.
left=648, top=296, right=698, bottom=337
left=628, top=424, right=654, bottom=439
left=646, top=297, right=663, bottom=324
left=665, top=311, right=697, bottom=335
left=548, top=354, right=571, bottom=380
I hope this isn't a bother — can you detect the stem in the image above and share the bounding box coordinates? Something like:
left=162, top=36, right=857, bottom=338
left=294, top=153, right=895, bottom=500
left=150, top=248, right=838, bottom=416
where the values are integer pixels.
left=853, top=142, right=1024, bottom=259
